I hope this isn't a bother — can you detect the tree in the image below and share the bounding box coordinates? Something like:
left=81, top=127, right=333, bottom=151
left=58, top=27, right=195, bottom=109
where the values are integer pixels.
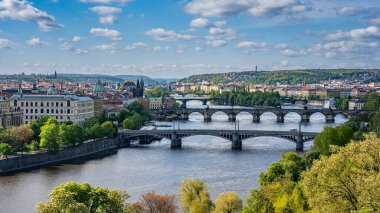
left=213, top=192, right=242, bottom=213
left=101, top=121, right=117, bottom=138
left=369, top=111, right=380, bottom=133
left=85, top=123, right=106, bottom=140
left=30, top=116, right=50, bottom=141
left=39, top=118, right=60, bottom=152
left=36, top=182, right=131, bottom=213
left=133, top=191, right=177, bottom=213
left=8, top=125, right=34, bottom=150
left=117, top=110, right=129, bottom=124
left=98, top=110, right=108, bottom=124
left=128, top=101, right=144, bottom=114
left=59, top=124, right=85, bottom=147
left=123, top=113, right=144, bottom=130
left=302, top=133, right=380, bottom=212
left=0, top=143, right=13, bottom=157
left=179, top=178, right=213, bottom=213
left=82, top=117, right=99, bottom=130
left=312, top=126, right=353, bottom=155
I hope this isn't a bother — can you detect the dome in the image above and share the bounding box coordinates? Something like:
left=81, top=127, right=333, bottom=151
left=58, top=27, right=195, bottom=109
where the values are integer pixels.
left=93, top=80, right=106, bottom=92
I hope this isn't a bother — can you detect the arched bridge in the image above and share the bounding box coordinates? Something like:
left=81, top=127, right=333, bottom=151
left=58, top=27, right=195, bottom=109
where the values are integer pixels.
left=174, top=97, right=227, bottom=106
left=153, top=107, right=373, bottom=123
left=119, top=129, right=319, bottom=151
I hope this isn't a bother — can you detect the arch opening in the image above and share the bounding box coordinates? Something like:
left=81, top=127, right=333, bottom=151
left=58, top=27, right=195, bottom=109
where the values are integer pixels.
left=188, top=111, right=204, bottom=121
left=284, top=112, right=301, bottom=122
left=260, top=112, right=277, bottom=122
left=236, top=112, right=253, bottom=121
left=310, top=112, right=326, bottom=122
left=211, top=111, right=229, bottom=121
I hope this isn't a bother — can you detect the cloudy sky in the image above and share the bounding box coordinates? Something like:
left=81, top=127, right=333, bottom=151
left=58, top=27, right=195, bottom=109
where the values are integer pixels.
left=0, top=0, right=380, bottom=78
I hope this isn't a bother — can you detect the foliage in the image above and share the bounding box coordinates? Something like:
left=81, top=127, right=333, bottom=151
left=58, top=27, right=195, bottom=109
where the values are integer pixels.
left=82, top=117, right=100, bottom=130
left=334, top=97, right=350, bottom=110
left=98, top=110, right=108, bottom=124
left=133, top=191, right=177, bottom=213
left=179, top=178, right=213, bottom=213
left=30, top=116, right=50, bottom=141
left=210, top=90, right=280, bottom=107
left=171, top=102, right=181, bottom=110
left=123, top=113, right=144, bottom=130
left=101, top=121, right=117, bottom=138
left=213, top=192, right=242, bottom=213
left=39, top=118, right=60, bottom=152
left=312, top=125, right=354, bottom=155
left=85, top=124, right=106, bottom=140
left=128, top=101, right=145, bottom=114
left=363, top=92, right=380, bottom=110
left=0, top=143, right=13, bottom=156
left=302, top=133, right=380, bottom=212
left=59, top=124, right=85, bottom=147
left=8, top=125, right=34, bottom=150
left=369, top=112, right=380, bottom=134
left=36, top=182, right=131, bottom=213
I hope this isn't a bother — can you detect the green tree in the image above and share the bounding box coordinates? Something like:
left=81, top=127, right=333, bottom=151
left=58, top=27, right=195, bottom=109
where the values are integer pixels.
left=302, top=133, right=380, bottom=212
left=117, top=110, right=129, bottom=124
left=39, top=118, right=60, bottom=152
left=101, top=121, right=117, bottom=138
left=123, top=113, right=144, bottom=130
left=9, top=124, right=34, bottom=150
left=59, top=124, right=85, bottom=147
left=98, top=110, right=108, bottom=124
left=85, top=124, right=106, bottom=140
left=82, top=117, right=100, bottom=130
left=312, top=125, right=353, bottom=155
left=0, top=143, right=13, bottom=157
left=30, top=116, right=50, bottom=141
left=213, top=192, right=242, bottom=213
left=179, top=178, right=213, bottom=213
left=128, top=101, right=144, bottom=114
left=36, top=182, right=131, bottom=213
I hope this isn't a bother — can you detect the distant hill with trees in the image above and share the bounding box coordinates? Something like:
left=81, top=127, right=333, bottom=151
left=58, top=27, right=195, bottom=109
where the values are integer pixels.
left=179, top=69, right=380, bottom=85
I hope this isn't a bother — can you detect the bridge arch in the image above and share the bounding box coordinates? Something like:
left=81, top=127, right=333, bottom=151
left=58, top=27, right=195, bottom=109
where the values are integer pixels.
left=309, top=112, right=326, bottom=122
left=260, top=111, right=277, bottom=121
left=236, top=111, right=253, bottom=120
left=284, top=112, right=302, bottom=122
left=210, top=111, right=229, bottom=121
left=188, top=111, right=205, bottom=121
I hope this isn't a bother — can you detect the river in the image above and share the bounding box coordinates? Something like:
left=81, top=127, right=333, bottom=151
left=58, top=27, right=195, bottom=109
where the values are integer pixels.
left=0, top=104, right=347, bottom=212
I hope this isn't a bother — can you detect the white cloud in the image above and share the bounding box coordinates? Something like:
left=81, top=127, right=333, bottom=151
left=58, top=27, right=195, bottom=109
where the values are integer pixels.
left=99, top=15, right=117, bottom=24
left=371, top=17, right=380, bottom=25
left=125, top=42, right=148, bottom=50
left=60, top=41, right=88, bottom=54
left=145, top=28, right=194, bottom=42
left=184, top=0, right=308, bottom=17
left=90, top=28, right=123, bottom=40
left=235, top=41, right=266, bottom=49
left=0, top=38, right=12, bottom=48
left=275, top=43, right=288, bottom=49
left=152, top=45, right=169, bottom=51
left=92, top=43, right=117, bottom=53
left=281, top=48, right=306, bottom=57
left=280, top=60, right=289, bottom=66
left=176, top=45, right=187, bottom=53
left=72, top=36, right=82, bottom=42
left=207, top=27, right=237, bottom=40
left=26, top=37, right=49, bottom=46
left=206, top=39, right=226, bottom=47
left=325, top=26, right=380, bottom=41
left=75, top=48, right=88, bottom=54
left=0, top=0, right=63, bottom=31
left=194, top=46, right=202, bottom=51
left=80, top=0, right=131, bottom=4
left=190, top=18, right=210, bottom=28
left=90, top=6, right=121, bottom=15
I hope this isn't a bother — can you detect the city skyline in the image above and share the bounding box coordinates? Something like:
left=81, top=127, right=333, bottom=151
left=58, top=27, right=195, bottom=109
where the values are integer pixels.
left=0, top=0, right=380, bottom=78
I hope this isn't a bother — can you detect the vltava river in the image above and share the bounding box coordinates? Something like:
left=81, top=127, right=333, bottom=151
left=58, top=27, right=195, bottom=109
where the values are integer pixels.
left=0, top=104, right=347, bottom=212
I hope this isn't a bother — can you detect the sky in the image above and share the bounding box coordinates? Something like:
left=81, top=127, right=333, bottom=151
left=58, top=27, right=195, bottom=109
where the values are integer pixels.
left=0, top=0, right=380, bottom=78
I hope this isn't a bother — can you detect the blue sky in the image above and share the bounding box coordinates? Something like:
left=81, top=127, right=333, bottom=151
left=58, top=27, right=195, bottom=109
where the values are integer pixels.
left=0, top=0, right=380, bottom=78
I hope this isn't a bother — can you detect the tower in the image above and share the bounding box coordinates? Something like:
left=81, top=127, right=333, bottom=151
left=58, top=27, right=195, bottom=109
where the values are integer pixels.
left=54, top=70, right=57, bottom=79
left=18, top=81, right=22, bottom=94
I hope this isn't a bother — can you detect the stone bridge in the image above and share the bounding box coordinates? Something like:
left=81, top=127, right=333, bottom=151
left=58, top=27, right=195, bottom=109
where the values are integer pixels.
left=153, top=107, right=371, bottom=123
left=119, top=129, right=319, bottom=151
left=174, top=97, right=227, bottom=106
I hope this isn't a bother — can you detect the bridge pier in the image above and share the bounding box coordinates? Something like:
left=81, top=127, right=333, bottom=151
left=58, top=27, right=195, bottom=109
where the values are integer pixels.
left=301, top=113, right=310, bottom=123
left=277, top=114, right=285, bottom=123
left=325, top=114, right=335, bottom=123
left=201, top=100, right=208, bottom=105
left=252, top=113, right=260, bottom=123
left=203, top=112, right=211, bottom=122
left=171, top=132, right=182, bottom=149
left=228, top=113, right=236, bottom=122
left=180, top=113, right=189, bottom=120
left=296, top=135, right=304, bottom=151
left=231, top=134, right=242, bottom=150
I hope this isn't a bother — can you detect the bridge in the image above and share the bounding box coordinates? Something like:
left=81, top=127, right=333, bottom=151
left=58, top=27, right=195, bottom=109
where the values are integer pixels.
left=119, top=129, right=319, bottom=151
left=153, top=107, right=372, bottom=123
left=174, top=97, right=227, bottom=107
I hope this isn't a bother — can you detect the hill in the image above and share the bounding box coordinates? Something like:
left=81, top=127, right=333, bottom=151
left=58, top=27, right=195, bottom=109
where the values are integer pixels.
left=179, top=69, right=380, bottom=85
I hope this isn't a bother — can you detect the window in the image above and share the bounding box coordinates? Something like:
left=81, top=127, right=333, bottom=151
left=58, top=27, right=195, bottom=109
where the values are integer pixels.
left=47, top=109, right=49, bottom=113
left=35, top=109, right=37, bottom=113
left=67, top=109, right=70, bottom=114
left=67, top=100, right=71, bottom=107
left=47, top=102, right=49, bottom=107
left=26, top=116, right=28, bottom=119
left=60, top=102, right=63, bottom=107
left=35, top=116, right=37, bottom=119
left=51, top=102, right=54, bottom=107
left=68, top=116, right=70, bottom=120
left=31, top=102, right=33, bottom=107
left=21, top=102, right=24, bottom=107
left=41, top=109, right=44, bottom=113
left=56, top=116, right=58, bottom=119
left=26, top=102, right=28, bottom=107
left=60, top=109, right=63, bottom=114
left=41, top=102, right=44, bottom=107
left=56, top=102, right=59, bottom=107
left=56, top=109, right=58, bottom=114
left=14, top=100, right=17, bottom=106
left=26, top=109, right=28, bottom=113
left=35, top=102, right=37, bottom=106
left=60, top=116, right=63, bottom=119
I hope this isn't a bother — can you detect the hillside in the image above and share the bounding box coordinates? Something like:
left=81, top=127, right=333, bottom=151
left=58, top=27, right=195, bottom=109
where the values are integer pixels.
left=180, top=69, right=380, bottom=85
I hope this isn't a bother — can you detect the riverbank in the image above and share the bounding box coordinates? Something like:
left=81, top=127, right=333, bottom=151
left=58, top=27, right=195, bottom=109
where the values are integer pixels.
left=0, top=138, right=118, bottom=175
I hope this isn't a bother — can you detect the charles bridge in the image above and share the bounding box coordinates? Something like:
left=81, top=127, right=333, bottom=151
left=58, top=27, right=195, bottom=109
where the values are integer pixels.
left=119, top=129, right=318, bottom=151
left=153, top=107, right=371, bottom=123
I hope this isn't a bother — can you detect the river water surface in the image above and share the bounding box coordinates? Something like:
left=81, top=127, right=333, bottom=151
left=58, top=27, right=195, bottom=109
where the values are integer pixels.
left=0, top=103, right=347, bottom=212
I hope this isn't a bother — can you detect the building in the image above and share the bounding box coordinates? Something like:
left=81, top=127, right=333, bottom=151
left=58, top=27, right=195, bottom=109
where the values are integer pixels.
left=10, top=93, right=95, bottom=125
left=133, top=78, right=144, bottom=98
left=163, top=97, right=177, bottom=109
left=323, top=98, right=336, bottom=109
left=92, top=80, right=107, bottom=97
left=0, top=97, right=23, bottom=127
left=148, top=97, right=162, bottom=110
left=348, top=99, right=366, bottom=110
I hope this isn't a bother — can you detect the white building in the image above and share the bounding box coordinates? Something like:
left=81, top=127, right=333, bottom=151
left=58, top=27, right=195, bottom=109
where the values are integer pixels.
left=348, top=99, right=366, bottom=110
left=10, top=93, right=94, bottom=125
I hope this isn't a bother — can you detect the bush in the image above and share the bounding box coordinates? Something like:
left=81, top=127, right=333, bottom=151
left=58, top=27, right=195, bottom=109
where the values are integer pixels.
left=0, top=143, right=13, bottom=157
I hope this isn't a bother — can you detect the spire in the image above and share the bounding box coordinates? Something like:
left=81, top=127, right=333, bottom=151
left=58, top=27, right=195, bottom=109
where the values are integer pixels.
left=140, top=77, right=144, bottom=88
left=18, top=81, right=22, bottom=94
left=136, top=79, right=140, bottom=88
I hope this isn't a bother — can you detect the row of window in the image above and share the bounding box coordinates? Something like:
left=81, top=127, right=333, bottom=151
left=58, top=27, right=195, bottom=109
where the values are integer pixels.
left=25, top=109, right=71, bottom=114
left=25, top=116, right=70, bottom=123
left=14, top=100, right=71, bottom=107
